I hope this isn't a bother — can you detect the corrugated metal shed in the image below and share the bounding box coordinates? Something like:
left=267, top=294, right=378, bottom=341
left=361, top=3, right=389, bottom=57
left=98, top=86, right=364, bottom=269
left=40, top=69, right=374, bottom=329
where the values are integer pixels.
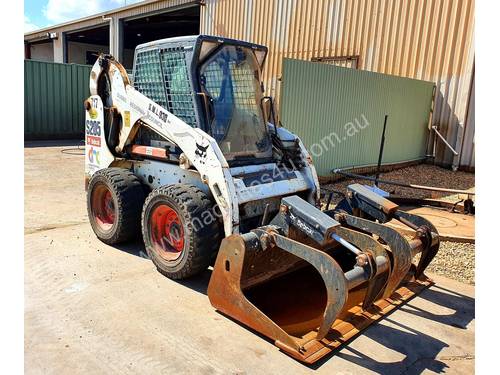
left=24, top=60, right=91, bottom=139
left=280, top=58, right=434, bottom=176
left=200, top=0, right=475, bottom=169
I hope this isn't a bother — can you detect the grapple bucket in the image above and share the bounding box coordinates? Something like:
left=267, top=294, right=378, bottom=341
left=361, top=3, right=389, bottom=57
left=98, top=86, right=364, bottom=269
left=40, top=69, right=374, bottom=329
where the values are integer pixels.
left=207, top=186, right=439, bottom=363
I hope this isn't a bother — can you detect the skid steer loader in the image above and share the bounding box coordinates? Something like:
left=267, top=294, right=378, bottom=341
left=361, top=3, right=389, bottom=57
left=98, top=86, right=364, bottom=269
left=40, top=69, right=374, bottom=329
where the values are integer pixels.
left=84, top=35, right=440, bottom=363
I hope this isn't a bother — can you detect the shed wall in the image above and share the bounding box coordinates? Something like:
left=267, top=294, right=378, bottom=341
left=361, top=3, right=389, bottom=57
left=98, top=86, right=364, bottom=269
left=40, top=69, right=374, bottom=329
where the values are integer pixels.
left=280, top=59, right=435, bottom=176
left=30, top=42, right=54, bottom=62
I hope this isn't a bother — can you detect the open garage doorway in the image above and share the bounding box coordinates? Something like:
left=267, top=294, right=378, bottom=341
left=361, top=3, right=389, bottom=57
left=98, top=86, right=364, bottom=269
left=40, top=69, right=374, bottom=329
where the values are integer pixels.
left=66, top=25, right=110, bottom=65
left=121, top=5, right=200, bottom=69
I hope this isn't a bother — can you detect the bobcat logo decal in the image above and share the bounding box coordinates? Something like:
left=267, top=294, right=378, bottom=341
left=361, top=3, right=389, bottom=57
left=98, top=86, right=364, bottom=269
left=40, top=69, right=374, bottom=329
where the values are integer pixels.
left=195, top=142, right=209, bottom=159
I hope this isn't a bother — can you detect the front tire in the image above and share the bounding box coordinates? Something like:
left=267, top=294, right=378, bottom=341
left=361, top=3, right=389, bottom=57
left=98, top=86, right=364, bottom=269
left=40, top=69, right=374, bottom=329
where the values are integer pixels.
left=87, top=168, right=146, bottom=244
left=142, top=184, right=221, bottom=280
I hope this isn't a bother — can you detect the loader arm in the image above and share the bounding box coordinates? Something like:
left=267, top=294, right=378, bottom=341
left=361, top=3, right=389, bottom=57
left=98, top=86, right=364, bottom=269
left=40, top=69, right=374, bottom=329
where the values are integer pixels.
left=88, top=56, right=239, bottom=236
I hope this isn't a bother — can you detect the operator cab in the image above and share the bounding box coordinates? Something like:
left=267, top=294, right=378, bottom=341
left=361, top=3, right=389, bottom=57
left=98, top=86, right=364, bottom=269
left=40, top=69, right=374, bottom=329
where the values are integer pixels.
left=132, top=35, right=272, bottom=165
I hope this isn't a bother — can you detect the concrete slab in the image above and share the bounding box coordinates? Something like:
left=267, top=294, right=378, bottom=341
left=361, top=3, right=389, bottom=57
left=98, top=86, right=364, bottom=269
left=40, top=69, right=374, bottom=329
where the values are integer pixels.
left=24, top=141, right=87, bottom=234
left=387, top=206, right=475, bottom=243
left=25, top=144, right=475, bottom=374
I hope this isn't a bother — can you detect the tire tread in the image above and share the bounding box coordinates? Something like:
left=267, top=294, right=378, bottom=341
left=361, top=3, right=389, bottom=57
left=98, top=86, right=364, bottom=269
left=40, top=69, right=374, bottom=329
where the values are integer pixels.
left=87, top=168, right=146, bottom=244
left=142, top=184, right=221, bottom=279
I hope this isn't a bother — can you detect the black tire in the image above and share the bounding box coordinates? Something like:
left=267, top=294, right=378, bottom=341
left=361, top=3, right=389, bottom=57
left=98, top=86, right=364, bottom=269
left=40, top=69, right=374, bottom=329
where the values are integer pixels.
left=142, top=184, right=221, bottom=280
left=87, top=168, right=146, bottom=244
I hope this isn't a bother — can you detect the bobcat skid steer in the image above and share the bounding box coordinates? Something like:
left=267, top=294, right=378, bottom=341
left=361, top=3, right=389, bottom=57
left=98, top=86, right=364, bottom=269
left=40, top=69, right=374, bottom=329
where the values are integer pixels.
left=84, top=35, right=440, bottom=363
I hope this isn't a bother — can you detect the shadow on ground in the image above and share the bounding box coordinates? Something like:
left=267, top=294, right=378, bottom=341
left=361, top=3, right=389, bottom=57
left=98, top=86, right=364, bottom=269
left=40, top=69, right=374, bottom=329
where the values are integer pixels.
left=399, top=284, right=475, bottom=329
left=310, top=283, right=474, bottom=373
left=113, top=240, right=212, bottom=295
left=113, top=240, right=148, bottom=259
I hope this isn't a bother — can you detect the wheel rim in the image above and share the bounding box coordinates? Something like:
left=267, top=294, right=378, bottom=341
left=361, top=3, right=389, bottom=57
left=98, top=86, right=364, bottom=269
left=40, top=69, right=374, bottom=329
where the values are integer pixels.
left=150, top=204, right=185, bottom=261
left=91, top=183, right=116, bottom=231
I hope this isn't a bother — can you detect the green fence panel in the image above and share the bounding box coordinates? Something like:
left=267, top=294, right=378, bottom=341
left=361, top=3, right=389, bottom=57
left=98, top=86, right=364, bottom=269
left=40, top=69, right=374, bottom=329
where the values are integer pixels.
left=280, top=58, right=435, bottom=177
left=24, top=60, right=92, bottom=140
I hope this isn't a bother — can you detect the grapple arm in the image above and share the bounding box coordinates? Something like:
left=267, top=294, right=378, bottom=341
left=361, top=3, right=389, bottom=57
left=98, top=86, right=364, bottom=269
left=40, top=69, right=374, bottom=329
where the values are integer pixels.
left=334, top=183, right=440, bottom=279
left=208, top=187, right=439, bottom=363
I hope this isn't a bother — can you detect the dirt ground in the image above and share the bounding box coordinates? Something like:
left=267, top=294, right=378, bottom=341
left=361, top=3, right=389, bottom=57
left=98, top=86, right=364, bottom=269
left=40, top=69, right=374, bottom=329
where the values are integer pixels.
left=25, top=142, right=475, bottom=374
left=322, top=164, right=475, bottom=202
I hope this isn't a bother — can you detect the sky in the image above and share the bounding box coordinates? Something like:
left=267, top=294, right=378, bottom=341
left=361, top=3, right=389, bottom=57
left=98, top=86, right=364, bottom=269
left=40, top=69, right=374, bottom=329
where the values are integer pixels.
left=24, top=0, right=142, bottom=32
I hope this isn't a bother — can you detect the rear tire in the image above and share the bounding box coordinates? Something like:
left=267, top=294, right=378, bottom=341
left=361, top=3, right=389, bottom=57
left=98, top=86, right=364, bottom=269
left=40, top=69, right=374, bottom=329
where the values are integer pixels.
left=87, top=168, right=146, bottom=244
left=142, top=184, right=221, bottom=280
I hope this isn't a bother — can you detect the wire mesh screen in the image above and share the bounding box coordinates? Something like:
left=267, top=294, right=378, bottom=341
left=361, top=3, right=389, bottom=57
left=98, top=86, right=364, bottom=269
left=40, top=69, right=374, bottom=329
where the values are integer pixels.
left=230, top=63, right=259, bottom=112
left=133, top=50, right=166, bottom=106
left=202, top=55, right=261, bottom=140
left=133, top=48, right=197, bottom=127
left=203, top=59, right=259, bottom=113
left=160, top=48, right=197, bottom=127
left=202, top=64, right=223, bottom=99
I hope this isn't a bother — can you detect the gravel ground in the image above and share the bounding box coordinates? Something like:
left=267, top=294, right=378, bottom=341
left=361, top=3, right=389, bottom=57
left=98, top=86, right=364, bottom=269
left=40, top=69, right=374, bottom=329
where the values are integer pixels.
left=426, top=241, right=475, bottom=285
left=321, top=163, right=475, bottom=285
